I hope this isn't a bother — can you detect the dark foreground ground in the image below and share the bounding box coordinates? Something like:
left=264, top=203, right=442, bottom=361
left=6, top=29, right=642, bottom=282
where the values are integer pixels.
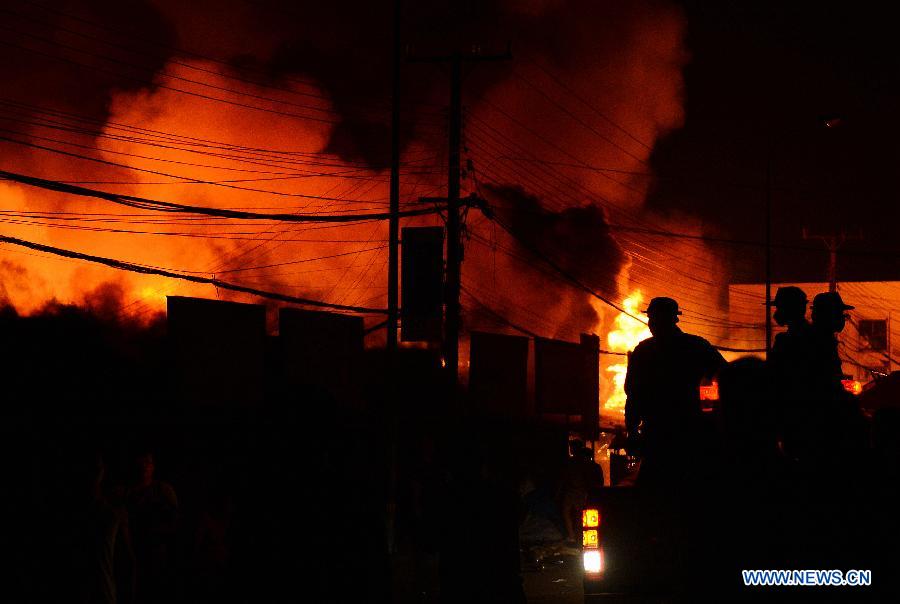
left=522, top=553, right=583, bottom=604
left=391, top=549, right=583, bottom=604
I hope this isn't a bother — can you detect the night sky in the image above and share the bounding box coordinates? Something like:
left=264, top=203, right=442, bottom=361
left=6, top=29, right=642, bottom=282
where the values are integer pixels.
left=651, top=1, right=900, bottom=283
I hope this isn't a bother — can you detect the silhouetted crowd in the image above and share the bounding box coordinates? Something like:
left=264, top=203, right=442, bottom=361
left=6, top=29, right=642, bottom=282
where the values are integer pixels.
left=1, top=300, right=392, bottom=604
left=618, top=291, right=899, bottom=599
left=4, top=290, right=897, bottom=603
left=19, top=410, right=391, bottom=604
left=625, top=290, right=869, bottom=486
left=41, top=450, right=178, bottom=604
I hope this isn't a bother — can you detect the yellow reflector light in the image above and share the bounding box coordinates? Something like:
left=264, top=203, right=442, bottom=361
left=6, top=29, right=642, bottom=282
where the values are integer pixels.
left=582, top=508, right=600, bottom=528
left=582, top=529, right=599, bottom=548
left=583, top=549, right=603, bottom=574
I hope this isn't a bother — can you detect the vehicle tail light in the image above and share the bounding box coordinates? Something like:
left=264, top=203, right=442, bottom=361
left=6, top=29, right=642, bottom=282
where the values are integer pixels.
left=582, top=508, right=600, bottom=529
left=583, top=549, right=603, bottom=574
left=582, top=507, right=603, bottom=574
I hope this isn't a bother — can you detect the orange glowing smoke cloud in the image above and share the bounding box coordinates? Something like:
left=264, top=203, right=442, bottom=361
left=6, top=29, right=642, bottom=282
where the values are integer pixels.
left=0, top=0, right=709, bottom=360
left=461, top=1, right=690, bottom=345
left=0, top=59, right=437, bottom=322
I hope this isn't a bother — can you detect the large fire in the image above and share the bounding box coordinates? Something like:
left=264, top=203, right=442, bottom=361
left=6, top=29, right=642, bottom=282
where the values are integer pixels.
left=0, top=1, right=691, bottom=349
left=601, top=291, right=651, bottom=419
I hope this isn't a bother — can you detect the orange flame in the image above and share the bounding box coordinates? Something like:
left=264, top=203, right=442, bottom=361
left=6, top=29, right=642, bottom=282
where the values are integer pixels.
left=601, top=291, right=651, bottom=418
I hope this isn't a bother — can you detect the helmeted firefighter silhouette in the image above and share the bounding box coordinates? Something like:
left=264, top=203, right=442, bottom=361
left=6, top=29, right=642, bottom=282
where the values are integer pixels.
left=767, top=286, right=817, bottom=458
left=624, top=297, right=725, bottom=484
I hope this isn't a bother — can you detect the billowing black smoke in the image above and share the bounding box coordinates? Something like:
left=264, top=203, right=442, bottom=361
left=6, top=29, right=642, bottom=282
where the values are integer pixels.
left=0, top=0, right=174, bottom=125
left=472, top=183, right=626, bottom=337
left=0, top=0, right=681, bottom=169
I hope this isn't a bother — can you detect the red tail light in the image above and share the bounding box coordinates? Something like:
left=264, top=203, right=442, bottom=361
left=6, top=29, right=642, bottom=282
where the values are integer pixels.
left=582, top=508, right=604, bottom=574
left=582, top=507, right=601, bottom=560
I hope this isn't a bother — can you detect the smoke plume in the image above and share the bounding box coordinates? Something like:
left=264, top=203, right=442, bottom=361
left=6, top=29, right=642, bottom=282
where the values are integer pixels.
left=0, top=0, right=690, bottom=344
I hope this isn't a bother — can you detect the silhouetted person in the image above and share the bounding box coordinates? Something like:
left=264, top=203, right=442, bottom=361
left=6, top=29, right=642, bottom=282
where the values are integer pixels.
left=766, top=286, right=816, bottom=458
left=54, top=451, right=135, bottom=604
left=720, top=357, right=783, bottom=473
left=558, top=441, right=604, bottom=543
left=768, top=286, right=814, bottom=380
left=809, top=292, right=853, bottom=396
left=624, top=297, right=725, bottom=485
left=871, top=408, right=900, bottom=585
left=440, top=436, right=525, bottom=604
left=800, top=292, right=867, bottom=471
left=706, top=358, right=793, bottom=588
left=123, top=452, right=178, bottom=604
left=189, top=484, right=234, bottom=604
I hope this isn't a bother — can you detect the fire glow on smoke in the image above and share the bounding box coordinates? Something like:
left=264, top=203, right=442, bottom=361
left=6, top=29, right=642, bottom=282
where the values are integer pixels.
left=602, top=291, right=651, bottom=418
left=0, top=0, right=693, bottom=350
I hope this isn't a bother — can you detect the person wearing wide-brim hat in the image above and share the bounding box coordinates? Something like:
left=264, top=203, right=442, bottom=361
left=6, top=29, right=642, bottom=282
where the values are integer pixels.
left=809, top=291, right=855, bottom=391
left=766, top=286, right=817, bottom=460
left=624, top=296, right=726, bottom=486
left=811, top=291, right=854, bottom=326
left=766, top=286, right=809, bottom=327
left=795, top=291, right=868, bottom=470
left=767, top=286, right=813, bottom=381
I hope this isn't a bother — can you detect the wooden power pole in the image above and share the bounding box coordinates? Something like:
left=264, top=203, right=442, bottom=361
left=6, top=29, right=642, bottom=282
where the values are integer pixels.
left=802, top=228, right=862, bottom=292
left=387, top=0, right=402, bottom=351
left=410, top=47, right=509, bottom=388
left=765, top=150, right=773, bottom=355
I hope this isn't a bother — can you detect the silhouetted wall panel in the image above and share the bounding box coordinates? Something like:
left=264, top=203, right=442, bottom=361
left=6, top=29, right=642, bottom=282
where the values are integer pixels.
left=401, top=226, right=444, bottom=342
left=279, top=308, right=364, bottom=402
left=579, top=334, right=600, bottom=439
left=535, top=334, right=600, bottom=437
left=167, top=296, right=267, bottom=405
left=469, top=331, right=529, bottom=417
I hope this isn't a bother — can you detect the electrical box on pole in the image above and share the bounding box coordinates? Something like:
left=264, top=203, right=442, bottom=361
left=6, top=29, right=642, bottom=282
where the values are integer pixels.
left=401, top=226, right=444, bottom=343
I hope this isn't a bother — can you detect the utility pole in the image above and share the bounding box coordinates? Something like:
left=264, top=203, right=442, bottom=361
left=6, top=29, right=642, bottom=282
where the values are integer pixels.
left=803, top=228, right=862, bottom=292
left=386, top=0, right=402, bottom=351
left=765, top=150, right=773, bottom=355
left=445, top=54, right=463, bottom=386
left=410, top=46, right=510, bottom=388
left=384, top=0, right=403, bottom=559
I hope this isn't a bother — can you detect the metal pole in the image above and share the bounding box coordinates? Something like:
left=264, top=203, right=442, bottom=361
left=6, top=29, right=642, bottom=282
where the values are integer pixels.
left=444, top=54, right=462, bottom=386
left=387, top=0, right=401, bottom=351
left=765, top=149, right=773, bottom=356
left=828, top=242, right=838, bottom=292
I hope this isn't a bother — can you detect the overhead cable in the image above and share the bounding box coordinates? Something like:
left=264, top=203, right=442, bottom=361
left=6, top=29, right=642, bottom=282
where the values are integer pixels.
left=0, top=232, right=386, bottom=314
left=0, top=169, right=440, bottom=222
